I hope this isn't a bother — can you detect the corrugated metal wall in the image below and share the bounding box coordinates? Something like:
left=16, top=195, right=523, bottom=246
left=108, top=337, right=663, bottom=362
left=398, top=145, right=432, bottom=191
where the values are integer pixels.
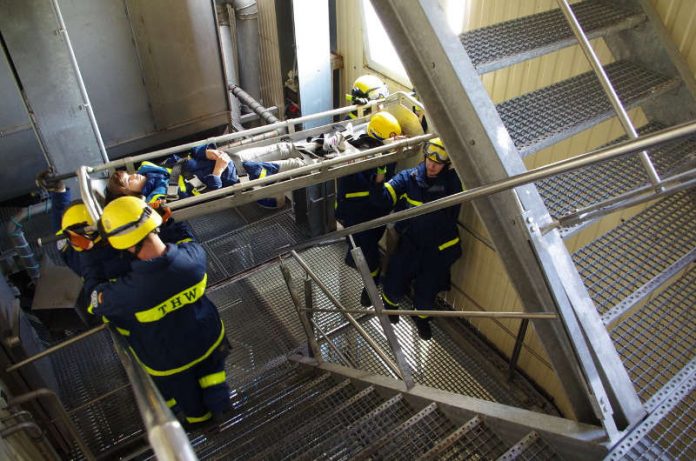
left=257, top=0, right=285, bottom=116
left=336, top=0, right=696, bottom=418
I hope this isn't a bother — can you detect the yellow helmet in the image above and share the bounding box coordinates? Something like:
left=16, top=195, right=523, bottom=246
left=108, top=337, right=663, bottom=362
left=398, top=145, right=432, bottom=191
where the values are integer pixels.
left=59, top=202, right=99, bottom=252
left=367, top=111, right=402, bottom=141
left=424, top=137, right=450, bottom=164
left=350, top=75, right=389, bottom=104
left=99, top=196, right=162, bottom=250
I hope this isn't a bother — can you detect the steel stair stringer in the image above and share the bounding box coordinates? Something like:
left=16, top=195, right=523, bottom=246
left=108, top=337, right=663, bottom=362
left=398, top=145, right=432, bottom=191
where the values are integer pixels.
left=289, top=354, right=609, bottom=461
left=370, top=0, right=644, bottom=434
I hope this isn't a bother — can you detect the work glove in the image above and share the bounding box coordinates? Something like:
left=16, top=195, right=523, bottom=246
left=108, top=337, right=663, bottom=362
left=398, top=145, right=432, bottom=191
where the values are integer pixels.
left=36, top=169, right=66, bottom=193
left=150, top=199, right=172, bottom=223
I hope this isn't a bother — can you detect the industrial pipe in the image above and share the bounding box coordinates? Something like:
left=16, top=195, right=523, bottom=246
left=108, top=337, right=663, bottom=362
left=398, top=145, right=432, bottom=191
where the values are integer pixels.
left=6, top=201, right=51, bottom=282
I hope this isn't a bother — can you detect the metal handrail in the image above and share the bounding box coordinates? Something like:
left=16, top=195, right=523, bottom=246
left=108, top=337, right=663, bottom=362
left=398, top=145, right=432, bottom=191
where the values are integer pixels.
left=298, top=308, right=557, bottom=319
left=5, top=324, right=107, bottom=373
left=110, top=330, right=198, bottom=461
left=294, top=120, right=696, bottom=248
left=556, top=0, right=661, bottom=188
left=288, top=250, right=405, bottom=380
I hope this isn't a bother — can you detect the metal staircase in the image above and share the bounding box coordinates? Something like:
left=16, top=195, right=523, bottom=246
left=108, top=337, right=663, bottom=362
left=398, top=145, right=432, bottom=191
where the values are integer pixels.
left=371, top=0, right=696, bottom=457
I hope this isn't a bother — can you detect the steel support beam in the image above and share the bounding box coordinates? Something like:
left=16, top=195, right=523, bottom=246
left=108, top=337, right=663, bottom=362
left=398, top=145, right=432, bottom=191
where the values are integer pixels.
left=371, top=0, right=644, bottom=429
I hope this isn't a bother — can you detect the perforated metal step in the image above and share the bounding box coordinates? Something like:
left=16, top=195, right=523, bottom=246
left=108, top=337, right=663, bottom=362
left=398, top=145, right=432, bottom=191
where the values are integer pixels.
left=610, top=268, right=695, bottom=403
left=497, top=60, right=679, bottom=157
left=498, top=431, right=562, bottom=461
left=461, top=0, right=644, bottom=74
left=194, top=371, right=333, bottom=458
left=297, top=394, right=415, bottom=460
left=418, top=416, right=508, bottom=461
left=536, top=122, right=696, bottom=237
left=250, top=386, right=385, bottom=461
left=608, top=373, right=695, bottom=461
left=221, top=379, right=361, bottom=460
left=356, top=403, right=457, bottom=460
left=573, top=191, right=696, bottom=315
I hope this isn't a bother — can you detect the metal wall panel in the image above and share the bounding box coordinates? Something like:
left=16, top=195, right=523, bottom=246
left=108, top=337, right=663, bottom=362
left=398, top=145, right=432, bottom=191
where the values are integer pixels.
left=125, top=0, right=228, bottom=131
left=0, top=47, right=47, bottom=199
left=59, top=0, right=155, bottom=149
left=0, top=0, right=105, bottom=194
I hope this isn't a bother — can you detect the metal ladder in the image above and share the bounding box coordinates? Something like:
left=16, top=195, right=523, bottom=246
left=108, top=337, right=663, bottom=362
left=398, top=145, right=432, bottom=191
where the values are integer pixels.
left=371, top=0, right=696, bottom=455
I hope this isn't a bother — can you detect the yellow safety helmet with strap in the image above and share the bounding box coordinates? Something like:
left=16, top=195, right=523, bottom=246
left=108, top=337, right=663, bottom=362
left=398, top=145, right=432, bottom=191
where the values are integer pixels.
left=350, top=75, right=389, bottom=104
left=423, top=137, right=450, bottom=164
left=59, top=202, right=99, bottom=252
left=99, top=196, right=162, bottom=250
left=367, top=111, right=402, bottom=141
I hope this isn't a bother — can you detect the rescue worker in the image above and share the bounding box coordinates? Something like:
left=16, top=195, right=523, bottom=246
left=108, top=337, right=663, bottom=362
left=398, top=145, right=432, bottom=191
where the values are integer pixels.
left=346, top=74, right=389, bottom=119
left=36, top=171, right=132, bottom=325
left=336, top=111, right=400, bottom=306
left=370, top=138, right=462, bottom=340
left=106, top=144, right=239, bottom=203
left=90, top=196, right=231, bottom=427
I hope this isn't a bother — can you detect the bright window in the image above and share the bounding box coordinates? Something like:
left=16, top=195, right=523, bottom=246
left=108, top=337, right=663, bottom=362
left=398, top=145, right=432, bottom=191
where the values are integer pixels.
left=360, top=0, right=467, bottom=86
left=360, top=0, right=411, bottom=86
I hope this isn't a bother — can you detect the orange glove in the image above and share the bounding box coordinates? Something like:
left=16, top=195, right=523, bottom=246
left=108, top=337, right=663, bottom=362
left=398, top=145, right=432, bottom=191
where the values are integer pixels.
left=150, top=199, right=172, bottom=223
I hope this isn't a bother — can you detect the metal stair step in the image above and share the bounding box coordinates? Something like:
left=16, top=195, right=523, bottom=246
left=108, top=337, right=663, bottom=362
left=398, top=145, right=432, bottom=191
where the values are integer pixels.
left=250, top=386, right=386, bottom=461
left=573, top=190, right=696, bottom=316
left=417, top=416, right=509, bottom=461
left=223, top=379, right=360, bottom=460
left=607, top=370, right=695, bottom=460
left=535, top=122, right=696, bottom=237
left=194, top=371, right=334, bottom=458
left=353, top=402, right=457, bottom=460
left=461, top=0, right=645, bottom=74
left=497, top=60, right=679, bottom=157
left=610, top=268, right=696, bottom=403
left=297, top=393, right=415, bottom=461
left=497, top=431, right=561, bottom=461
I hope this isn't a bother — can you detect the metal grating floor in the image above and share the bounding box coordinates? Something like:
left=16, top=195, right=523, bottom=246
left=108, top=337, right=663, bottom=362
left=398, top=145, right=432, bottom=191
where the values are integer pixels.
left=611, top=268, right=696, bottom=402
left=623, top=387, right=695, bottom=460
left=516, top=433, right=562, bottom=461
left=438, top=420, right=508, bottom=461
left=573, top=191, right=696, bottom=315
left=296, top=243, right=552, bottom=412
left=375, top=405, right=457, bottom=460
left=536, top=122, right=696, bottom=232
left=461, top=0, right=644, bottom=74
left=496, top=60, right=678, bottom=157
left=47, top=330, right=144, bottom=458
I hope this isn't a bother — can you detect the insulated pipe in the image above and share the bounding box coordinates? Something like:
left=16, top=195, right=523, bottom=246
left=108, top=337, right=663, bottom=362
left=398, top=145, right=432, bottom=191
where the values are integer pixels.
left=229, top=84, right=281, bottom=126
left=214, top=2, right=243, bottom=131
left=233, top=0, right=261, bottom=102
left=6, top=202, right=51, bottom=282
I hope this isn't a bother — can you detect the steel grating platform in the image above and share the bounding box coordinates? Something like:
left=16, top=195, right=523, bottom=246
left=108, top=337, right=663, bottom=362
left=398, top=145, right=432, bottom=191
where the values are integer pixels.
left=461, top=0, right=644, bottom=74
left=496, top=60, right=679, bottom=157
left=248, top=386, right=385, bottom=460
left=295, top=243, right=554, bottom=413
left=46, top=330, right=144, bottom=458
left=611, top=268, right=696, bottom=403
left=572, top=190, right=696, bottom=315
left=536, top=122, right=696, bottom=236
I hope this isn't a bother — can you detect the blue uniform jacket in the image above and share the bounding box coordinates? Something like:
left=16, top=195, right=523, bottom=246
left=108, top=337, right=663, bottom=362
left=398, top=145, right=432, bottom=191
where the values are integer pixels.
left=50, top=189, right=133, bottom=289
left=140, top=144, right=239, bottom=202
left=90, top=242, right=225, bottom=377
left=371, top=162, right=462, bottom=251
left=336, top=135, right=395, bottom=224
left=243, top=161, right=281, bottom=208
